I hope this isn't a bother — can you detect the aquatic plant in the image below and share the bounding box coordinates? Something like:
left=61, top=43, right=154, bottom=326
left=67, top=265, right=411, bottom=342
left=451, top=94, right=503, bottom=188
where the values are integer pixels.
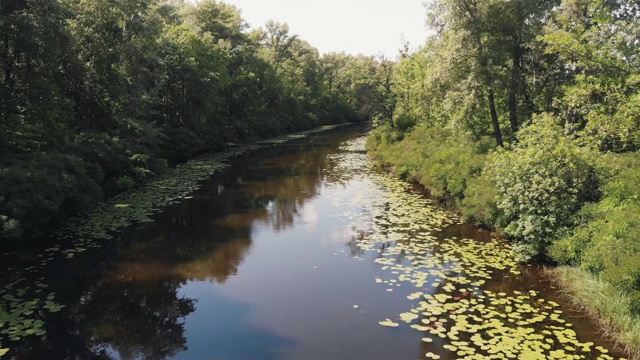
left=334, top=136, right=621, bottom=359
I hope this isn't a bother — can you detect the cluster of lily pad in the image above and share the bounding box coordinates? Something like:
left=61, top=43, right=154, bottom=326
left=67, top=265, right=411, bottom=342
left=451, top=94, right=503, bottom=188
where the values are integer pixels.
left=331, top=137, right=624, bottom=359
left=0, top=125, right=347, bottom=358
left=0, top=276, right=64, bottom=358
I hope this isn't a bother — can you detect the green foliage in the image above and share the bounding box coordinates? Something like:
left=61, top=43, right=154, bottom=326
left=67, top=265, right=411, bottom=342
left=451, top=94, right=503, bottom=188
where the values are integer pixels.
left=367, top=125, right=489, bottom=213
left=367, top=0, right=640, bottom=339
left=394, top=114, right=417, bottom=132
left=461, top=170, right=499, bottom=227
left=0, top=0, right=369, bottom=245
left=489, top=115, right=598, bottom=258
left=0, top=216, right=22, bottom=239
left=0, top=154, right=104, bottom=241
left=541, top=0, right=640, bottom=152
left=551, top=152, right=640, bottom=291
left=115, top=176, right=136, bottom=190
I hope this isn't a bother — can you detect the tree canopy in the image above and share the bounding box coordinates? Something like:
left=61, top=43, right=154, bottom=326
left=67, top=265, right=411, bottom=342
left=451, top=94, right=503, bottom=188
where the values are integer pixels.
left=0, top=0, right=389, bottom=245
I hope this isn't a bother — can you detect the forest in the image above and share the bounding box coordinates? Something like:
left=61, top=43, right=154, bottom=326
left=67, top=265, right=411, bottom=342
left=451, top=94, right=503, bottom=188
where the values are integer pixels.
left=366, top=0, right=640, bottom=352
left=0, top=0, right=395, bottom=245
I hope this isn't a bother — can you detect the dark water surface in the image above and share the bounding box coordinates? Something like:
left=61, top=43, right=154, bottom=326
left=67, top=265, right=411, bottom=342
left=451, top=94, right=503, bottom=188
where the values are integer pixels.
left=1, top=125, right=625, bottom=359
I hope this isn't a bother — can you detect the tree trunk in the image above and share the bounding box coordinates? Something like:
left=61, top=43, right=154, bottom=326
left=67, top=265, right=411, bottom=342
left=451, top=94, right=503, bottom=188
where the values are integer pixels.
left=508, top=38, right=521, bottom=135
left=488, top=89, right=503, bottom=147
left=469, top=11, right=503, bottom=148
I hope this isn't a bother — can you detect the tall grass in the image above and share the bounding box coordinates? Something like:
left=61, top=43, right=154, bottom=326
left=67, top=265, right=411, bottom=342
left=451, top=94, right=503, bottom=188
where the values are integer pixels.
left=547, top=267, right=640, bottom=359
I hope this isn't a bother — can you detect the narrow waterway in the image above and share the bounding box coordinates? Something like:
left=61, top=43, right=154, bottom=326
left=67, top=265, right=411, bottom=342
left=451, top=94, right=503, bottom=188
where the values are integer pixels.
left=0, top=125, right=626, bottom=359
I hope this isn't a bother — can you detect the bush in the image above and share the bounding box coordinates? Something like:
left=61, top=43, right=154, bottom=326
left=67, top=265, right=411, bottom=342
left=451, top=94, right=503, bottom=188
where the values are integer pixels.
left=551, top=152, right=640, bottom=291
left=0, top=215, right=22, bottom=239
left=461, top=170, right=499, bottom=227
left=489, top=114, right=599, bottom=259
left=116, top=175, right=136, bottom=190
left=394, top=114, right=418, bottom=132
left=159, top=127, right=206, bottom=163
left=0, top=154, right=104, bottom=241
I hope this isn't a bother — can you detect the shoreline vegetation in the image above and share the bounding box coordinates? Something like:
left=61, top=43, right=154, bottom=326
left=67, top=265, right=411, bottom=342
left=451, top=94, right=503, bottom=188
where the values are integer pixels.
left=547, top=267, right=640, bottom=358
left=362, top=1, right=640, bottom=357
left=366, top=130, right=640, bottom=359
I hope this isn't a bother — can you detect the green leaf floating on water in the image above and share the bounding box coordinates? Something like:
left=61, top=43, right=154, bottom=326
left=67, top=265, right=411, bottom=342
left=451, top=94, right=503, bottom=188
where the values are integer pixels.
left=0, top=348, right=8, bottom=356
left=378, top=319, right=399, bottom=327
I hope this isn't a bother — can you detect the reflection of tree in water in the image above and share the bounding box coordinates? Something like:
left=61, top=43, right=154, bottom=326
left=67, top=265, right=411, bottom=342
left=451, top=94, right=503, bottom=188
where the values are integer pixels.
left=81, top=278, right=195, bottom=360
left=242, top=143, right=338, bottom=231
left=109, top=181, right=259, bottom=284
left=16, top=263, right=196, bottom=360
left=345, top=226, right=367, bottom=257
left=112, top=232, right=252, bottom=284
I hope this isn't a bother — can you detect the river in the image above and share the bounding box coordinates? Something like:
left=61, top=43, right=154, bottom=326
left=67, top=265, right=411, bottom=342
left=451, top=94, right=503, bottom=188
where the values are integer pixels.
left=0, top=124, right=626, bottom=359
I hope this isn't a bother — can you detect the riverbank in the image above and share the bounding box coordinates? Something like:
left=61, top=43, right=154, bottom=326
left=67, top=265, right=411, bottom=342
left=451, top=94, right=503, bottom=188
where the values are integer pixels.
left=547, top=267, right=640, bottom=358
left=366, top=124, right=640, bottom=360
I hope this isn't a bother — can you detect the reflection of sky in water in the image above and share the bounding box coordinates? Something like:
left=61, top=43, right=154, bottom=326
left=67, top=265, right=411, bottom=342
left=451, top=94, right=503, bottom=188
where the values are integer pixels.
left=170, top=184, right=426, bottom=360
left=174, top=282, right=294, bottom=360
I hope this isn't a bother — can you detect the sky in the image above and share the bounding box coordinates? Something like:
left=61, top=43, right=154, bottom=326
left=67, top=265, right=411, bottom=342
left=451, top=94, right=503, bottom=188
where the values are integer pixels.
left=222, top=0, right=430, bottom=58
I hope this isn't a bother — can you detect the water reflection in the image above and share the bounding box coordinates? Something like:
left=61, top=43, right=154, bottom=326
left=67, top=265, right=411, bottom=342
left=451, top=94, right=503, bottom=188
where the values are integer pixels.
left=10, top=127, right=362, bottom=359
left=82, top=278, right=194, bottom=360
left=173, top=283, right=295, bottom=360
left=17, top=265, right=195, bottom=360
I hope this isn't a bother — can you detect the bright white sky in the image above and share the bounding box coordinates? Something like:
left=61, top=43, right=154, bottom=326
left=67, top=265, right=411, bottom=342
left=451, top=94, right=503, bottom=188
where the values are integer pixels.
left=223, top=0, right=430, bottom=58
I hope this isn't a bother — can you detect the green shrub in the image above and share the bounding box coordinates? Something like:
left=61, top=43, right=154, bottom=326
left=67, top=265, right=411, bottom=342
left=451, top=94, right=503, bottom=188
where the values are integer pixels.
left=548, top=202, right=600, bottom=266
left=160, top=127, right=206, bottom=163
left=0, top=154, right=104, bottom=241
left=551, top=152, right=640, bottom=291
left=461, top=170, right=498, bottom=227
left=0, top=215, right=22, bottom=239
left=394, top=114, right=418, bottom=132
left=582, top=206, right=640, bottom=291
left=115, top=175, right=136, bottom=190
left=489, top=114, right=599, bottom=259
left=149, top=158, right=169, bottom=175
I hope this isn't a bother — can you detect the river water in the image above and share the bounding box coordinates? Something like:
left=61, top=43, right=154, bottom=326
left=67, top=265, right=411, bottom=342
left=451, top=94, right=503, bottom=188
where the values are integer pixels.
left=0, top=125, right=626, bottom=359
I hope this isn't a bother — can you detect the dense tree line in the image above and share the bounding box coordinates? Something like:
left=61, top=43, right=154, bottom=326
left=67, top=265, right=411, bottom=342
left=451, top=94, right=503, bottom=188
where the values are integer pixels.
left=0, top=0, right=392, bottom=245
left=368, top=0, right=640, bottom=344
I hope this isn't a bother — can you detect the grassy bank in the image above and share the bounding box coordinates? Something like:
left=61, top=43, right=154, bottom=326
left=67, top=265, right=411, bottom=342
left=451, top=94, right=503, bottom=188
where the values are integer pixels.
left=367, top=123, right=640, bottom=359
left=548, top=267, right=640, bottom=359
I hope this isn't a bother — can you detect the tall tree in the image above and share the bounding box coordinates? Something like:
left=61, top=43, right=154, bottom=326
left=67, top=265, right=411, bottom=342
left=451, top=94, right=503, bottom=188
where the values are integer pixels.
left=427, top=0, right=505, bottom=146
left=0, top=0, right=76, bottom=152
left=258, top=20, right=298, bottom=75
left=182, top=0, right=248, bottom=46
left=541, top=0, right=640, bottom=151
